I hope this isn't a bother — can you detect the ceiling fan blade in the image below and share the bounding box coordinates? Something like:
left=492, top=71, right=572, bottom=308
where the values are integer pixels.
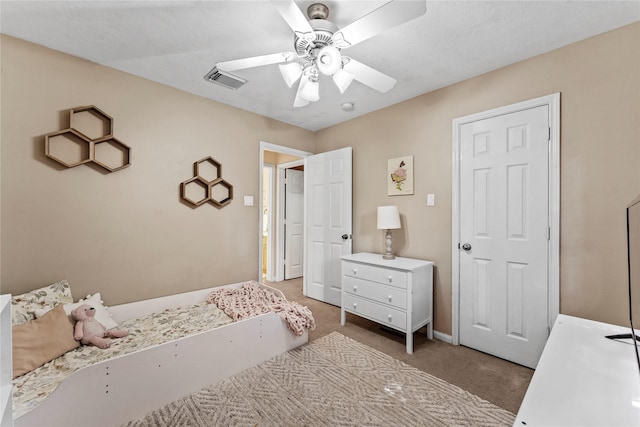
left=216, top=52, right=296, bottom=72
left=343, top=58, right=396, bottom=93
left=332, top=0, right=426, bottom=48
left=269, top=0, right=314, bottom=38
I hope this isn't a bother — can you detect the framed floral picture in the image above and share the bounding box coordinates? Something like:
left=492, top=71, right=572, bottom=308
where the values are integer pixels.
left=388, top=155, right=414, bottom=196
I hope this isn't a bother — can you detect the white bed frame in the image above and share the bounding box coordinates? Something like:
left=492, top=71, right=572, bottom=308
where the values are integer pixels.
left=12, top=282, right=308, bottom=427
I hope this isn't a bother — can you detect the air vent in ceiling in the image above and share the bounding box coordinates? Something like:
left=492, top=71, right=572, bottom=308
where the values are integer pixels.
left=203, top=67, right=247, bottom=90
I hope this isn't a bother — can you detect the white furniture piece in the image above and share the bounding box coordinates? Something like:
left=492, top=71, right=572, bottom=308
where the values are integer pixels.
left=3, top=282, right=307, bottom=427
left=515, top=314, right=640, bottom=426
left=0, top=295, right=12, bottom=427
left=340, top=252, right=434, bottom=354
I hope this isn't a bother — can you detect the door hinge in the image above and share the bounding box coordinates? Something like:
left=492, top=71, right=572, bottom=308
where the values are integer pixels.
left=547, top=227, right=551, bottom=241
left=548, top=127, right=551, bottom=142
left=548, top=326, right=551, bottom=337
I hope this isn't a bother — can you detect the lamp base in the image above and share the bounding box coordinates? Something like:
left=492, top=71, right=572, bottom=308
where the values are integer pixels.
left=382, top=229, right=395, bottom=260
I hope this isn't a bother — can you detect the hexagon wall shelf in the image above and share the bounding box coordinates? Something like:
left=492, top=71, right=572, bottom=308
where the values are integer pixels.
left=44, top=105, right=131, bottom=172
left=181, top=177, right=209, bottom=207
left=69, top=105, right=113, bottom=141
left=45, top=129, right=91, bottom=168
left=181, top=156, right=234, bottom=208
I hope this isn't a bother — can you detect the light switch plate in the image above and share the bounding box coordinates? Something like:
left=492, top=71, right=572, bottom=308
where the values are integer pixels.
left=243, top=196, right=254, bottom=206
left=427, top=194, right=435, bottom=206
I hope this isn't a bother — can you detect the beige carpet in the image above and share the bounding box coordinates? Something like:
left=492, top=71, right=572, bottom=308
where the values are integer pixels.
left=268, top=278, right=533, bottom=414
left=123, top=332, right=515, bottom=426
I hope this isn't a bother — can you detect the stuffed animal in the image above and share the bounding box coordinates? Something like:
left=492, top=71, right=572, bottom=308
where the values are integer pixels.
left=71, top=304, right=128, bottom=349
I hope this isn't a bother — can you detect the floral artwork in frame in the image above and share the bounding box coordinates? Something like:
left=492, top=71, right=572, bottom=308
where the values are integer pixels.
left=388, top=155, right=414, bottom=196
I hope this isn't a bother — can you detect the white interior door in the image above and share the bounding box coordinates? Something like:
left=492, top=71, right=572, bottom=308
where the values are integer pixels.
left=459, top=105, right=550, bottom=369
left=304, top=147, right=352, bottom=306
left=284, top=168, right=304, bottom=279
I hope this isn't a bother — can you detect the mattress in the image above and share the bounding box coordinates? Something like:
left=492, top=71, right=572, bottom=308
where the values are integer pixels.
left=13, top=302, right=232, bottom=418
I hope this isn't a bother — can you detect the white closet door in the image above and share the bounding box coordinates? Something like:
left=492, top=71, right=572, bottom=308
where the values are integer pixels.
left=459, top=105, right=550, bottom=369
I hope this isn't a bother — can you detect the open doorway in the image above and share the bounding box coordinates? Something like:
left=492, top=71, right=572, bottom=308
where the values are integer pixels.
left=259, top=142, right=312, bottom=282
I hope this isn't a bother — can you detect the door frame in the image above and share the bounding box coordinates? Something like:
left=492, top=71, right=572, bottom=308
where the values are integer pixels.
left=276, top=158, right=305, bottom=281
left=451, top=93, right=560, bottom=346
left=263, top=163, right=275, bottom=281
left=259, top=141, right=312, bottom=282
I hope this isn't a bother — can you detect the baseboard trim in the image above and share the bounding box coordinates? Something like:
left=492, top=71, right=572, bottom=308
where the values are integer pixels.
left=383, top=326, right=453, bottom=344
left=433, top=330, right=453, bottom=344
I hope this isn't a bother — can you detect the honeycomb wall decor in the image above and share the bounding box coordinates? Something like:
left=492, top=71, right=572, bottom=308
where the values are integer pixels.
left=180, top=156, right=233, bottom=208
left=44, top=105, right=131, bottom=172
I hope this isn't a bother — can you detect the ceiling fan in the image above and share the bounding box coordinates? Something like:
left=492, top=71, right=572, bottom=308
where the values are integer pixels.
left=204, top=0, right=427, bottom=107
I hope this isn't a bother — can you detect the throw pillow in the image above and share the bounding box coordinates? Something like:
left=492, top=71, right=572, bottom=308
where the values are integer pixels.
left=11, top=279, right=73, bottom=325
left=12, top=304, right=79, bottom=378
left=34, top=293, right=119, bottom=330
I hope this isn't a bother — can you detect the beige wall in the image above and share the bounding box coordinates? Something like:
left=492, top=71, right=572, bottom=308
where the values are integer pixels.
left=316, top=22, right=640, bottom=334
left=2, top=23, right=639, bottom=333
left=0, top=35, right=315, bottom=304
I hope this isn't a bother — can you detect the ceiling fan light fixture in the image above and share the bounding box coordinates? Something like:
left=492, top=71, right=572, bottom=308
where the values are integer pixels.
left=316, top=45, right=341, bottom=76
left=279, top=62, right=303, bottom=88
left=293, top=75, right=311, bottom=108
left=300, top=78, right=320, bottom=102
left=332, top=68, right=355, bottom=94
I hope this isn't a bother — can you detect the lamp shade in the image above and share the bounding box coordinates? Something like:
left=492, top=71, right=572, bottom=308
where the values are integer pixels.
left=377, top=206, right=401, bottom=230
left=293, top=75, right=310, bottom=108
left=279, top=62, right=302, bottom=88
left=300, top=78, right=320, bottom=102
left=316, top=46, right=342, bottom=76
left=332, top=68, right=355, bottom=94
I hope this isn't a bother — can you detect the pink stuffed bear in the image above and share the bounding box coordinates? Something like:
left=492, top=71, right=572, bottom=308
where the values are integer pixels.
left=71, top=304, right=128, bottom=349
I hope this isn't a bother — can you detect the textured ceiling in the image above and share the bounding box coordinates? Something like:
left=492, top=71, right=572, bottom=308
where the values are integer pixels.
left=1, top=1, right=639, bottom=131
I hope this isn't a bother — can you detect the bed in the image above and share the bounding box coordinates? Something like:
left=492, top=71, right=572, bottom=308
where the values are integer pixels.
left=5, top=280, right=311, bottom=427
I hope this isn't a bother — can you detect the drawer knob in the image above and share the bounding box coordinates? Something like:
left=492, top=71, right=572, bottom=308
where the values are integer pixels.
left=388, top=295, right=393, bottom=302
left=353, top=303, right=358, bottom=309
left=353, top=268, right=358, bottom=274
left=353, top=285, right=358, bottom=292
left=387, top=314, right=392, bottom=322
left=388, top=276, right=393, bottom=282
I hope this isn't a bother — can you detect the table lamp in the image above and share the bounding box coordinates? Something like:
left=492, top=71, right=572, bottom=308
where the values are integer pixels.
left=377, top=206, right=401, bottom=260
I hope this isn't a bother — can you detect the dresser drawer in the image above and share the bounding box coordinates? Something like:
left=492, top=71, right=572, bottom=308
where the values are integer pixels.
left=342, top=276, right=407, bottom=310
left=342, top=293, right=407, bottom=331
left=342, top=261, right=407, bottom=289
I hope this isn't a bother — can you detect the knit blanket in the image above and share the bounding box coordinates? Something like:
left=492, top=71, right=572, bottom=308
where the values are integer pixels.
left=206, top=281, right=315, bottom=336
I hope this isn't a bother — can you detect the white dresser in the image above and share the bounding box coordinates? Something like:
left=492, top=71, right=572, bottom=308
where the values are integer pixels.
left=340, top=253, right=434, bottom=354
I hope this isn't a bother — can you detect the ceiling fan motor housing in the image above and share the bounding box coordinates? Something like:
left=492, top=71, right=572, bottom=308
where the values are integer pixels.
left=294, top=18, right=339, bottom=62
left=307, top=3, right=329, bottom=20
